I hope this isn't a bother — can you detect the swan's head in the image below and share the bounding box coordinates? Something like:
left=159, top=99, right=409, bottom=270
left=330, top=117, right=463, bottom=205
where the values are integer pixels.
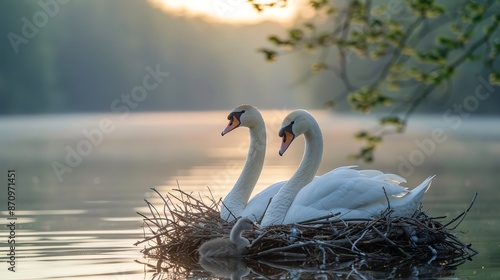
left=221, top=105, right=262, bottom=136
left=235, top=217, right=259, bottom=231
left=278, top=110, right=314, bottom=156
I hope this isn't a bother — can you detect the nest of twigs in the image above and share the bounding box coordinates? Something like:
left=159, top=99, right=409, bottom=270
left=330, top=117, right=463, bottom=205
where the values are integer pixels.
left=135, top=187, right=478, bottom=277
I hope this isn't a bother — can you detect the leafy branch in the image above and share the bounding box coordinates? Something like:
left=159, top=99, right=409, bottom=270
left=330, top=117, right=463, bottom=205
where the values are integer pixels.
left=253, top=0, right=500, bottom=162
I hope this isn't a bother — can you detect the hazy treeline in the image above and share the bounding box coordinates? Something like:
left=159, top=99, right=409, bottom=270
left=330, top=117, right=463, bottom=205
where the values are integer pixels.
left=0, top=0, right=498, bottom=115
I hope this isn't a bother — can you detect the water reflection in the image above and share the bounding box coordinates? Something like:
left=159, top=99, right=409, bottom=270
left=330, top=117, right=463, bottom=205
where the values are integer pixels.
left=137, top=256, right=461, bottom=279
left=199, top=257, right=250, bottom=279
left=4, top=229, right=144, bottom=279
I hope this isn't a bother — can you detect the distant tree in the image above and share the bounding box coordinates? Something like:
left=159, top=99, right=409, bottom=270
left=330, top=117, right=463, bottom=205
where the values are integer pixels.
left=252, top=0, right=500, bottom=162
left=0, top=1, right=64, bottom=114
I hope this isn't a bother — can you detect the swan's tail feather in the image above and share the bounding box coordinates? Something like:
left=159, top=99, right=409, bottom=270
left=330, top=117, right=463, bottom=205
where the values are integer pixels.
left=390, top=175, right=434, bottom=217
left=410, top=175, right=435, bottom=202
left=358, top=169, right=384, bottom=177
left=372, top=173, right=407, bottom=185
left=332, top=165, right=358, bottom=171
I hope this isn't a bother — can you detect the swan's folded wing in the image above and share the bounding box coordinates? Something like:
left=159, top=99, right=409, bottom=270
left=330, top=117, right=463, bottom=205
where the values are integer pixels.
left=242, top=181, right=286, bottom=221
left=291, top=175, right=408, bottom=212
left=358, top=169, right=384, bottom=177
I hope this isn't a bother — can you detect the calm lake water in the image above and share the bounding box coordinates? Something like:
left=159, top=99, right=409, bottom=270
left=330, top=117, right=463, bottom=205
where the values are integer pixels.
left=0, top=111, right=499, bottom=279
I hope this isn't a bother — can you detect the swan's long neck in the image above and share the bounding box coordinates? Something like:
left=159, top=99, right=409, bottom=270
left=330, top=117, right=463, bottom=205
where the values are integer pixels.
left=221, top=121, right=266, bottom=221
left=261, top=120, right=323, bottom=226
left=229, top=222, right=248, bottom=247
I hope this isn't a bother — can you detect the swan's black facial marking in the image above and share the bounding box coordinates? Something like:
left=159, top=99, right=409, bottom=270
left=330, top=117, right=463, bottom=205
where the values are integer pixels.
left=221, top=110, right=245, bottom=136
left=227, top=110, right=245, bottom=125
left=279, top=121, right=295, bottom=138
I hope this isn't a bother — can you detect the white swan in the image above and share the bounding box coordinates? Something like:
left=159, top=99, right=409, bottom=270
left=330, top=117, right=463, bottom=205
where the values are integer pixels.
left=198, top=217, right=256, bottom=258
left=261, top=110, right=323, bottom=226
left=261, top=110, right=434, bottom=226
left=219, top=105, right=285, bottom=222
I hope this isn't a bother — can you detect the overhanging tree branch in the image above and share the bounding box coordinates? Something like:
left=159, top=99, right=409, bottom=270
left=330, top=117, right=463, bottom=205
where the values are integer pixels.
left=254, top=0, right=500, bottom=162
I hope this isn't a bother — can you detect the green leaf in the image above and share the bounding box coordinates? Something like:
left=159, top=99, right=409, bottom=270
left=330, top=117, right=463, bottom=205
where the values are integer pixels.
left=288, top=28, right=304, bottom=41
left=310, top=0, right=329, bottom=10
left=379, top=116, right=405, bottom=132
left=355, top=131, right=368, bottom=140
left=450, top=23, right=461, bottom=34
left=428, top=4, right=445, bottom=18
left=304, top=22, right=315, bottom=31
left=483, top=24, right=497, bottom=36
left=437, top=37, right=464, bottom=49
left=316, top=33, right=331, bottom=46
left=305, top=43, right=316, bottom=52
left=489, top=72, right=500, bottom=85
left=387, top=82, right=401, bottom=91
left=493, top=14, right=500, bottom=23
left=402, top=47, right=416, bottom=56
left=311, top=62, right=327, bottom=72
left=326, top=6, right=336, bottom=15
left=465, top=2, right=484, bottom=14
left=268, top=35, right=282, bottom=45
left=257, top=49, right=277, bottom=62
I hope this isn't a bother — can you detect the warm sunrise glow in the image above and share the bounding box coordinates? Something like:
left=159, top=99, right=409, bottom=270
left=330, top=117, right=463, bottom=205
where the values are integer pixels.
left=148, top=0, right=308, bottom=24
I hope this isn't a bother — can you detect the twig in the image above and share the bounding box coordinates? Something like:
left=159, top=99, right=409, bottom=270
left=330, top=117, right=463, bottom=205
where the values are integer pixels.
left=441, top=192, right=478, bottom=230
left=372, top=226, right=410, bottom=258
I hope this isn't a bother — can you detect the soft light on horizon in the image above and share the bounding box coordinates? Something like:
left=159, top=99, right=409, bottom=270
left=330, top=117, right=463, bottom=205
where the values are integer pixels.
left=148, top=0, right=310, bottom=25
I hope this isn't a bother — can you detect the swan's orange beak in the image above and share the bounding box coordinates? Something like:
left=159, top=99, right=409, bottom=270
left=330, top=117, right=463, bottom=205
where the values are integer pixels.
left=279, top=122, right=295, bottom=156
left=252, top=223, right=260, bottom=231
left=221, top=116, right=240, bottom=136
left=279, top=131, right=295, bottom=156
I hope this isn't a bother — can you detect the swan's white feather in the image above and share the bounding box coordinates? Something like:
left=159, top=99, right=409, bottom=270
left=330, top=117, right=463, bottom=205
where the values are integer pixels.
left=241, top=181, right=285, bottom=221
left=283, top=172, right=434, bottom=223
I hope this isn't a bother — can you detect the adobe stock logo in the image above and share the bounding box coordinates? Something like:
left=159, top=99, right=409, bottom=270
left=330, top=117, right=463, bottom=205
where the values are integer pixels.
left=7, top=0, right=71, bottom=54
left=397, top=76, right=496, bottom=177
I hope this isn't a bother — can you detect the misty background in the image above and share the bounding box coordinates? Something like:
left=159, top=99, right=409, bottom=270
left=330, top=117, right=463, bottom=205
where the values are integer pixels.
left=1, top=0, right=498, bottom=115
left=0, top=2, right=499, bottom=277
